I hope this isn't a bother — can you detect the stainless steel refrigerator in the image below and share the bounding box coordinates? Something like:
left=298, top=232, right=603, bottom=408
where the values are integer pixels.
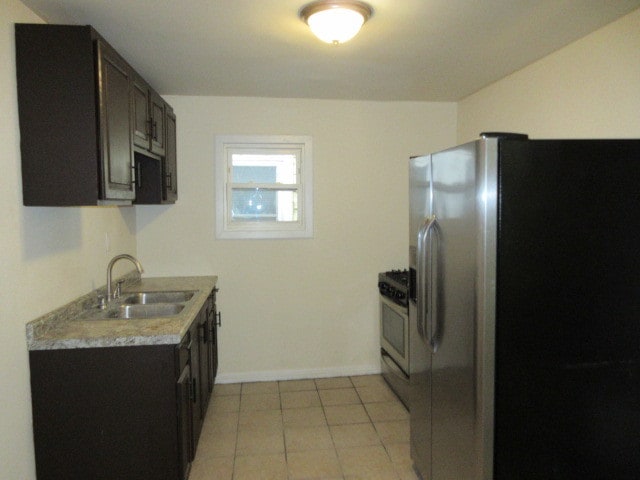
left=409, top=134, right=640, bottom=480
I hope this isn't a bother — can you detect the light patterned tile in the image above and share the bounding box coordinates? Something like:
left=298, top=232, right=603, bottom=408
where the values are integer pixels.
left=235, top=427, right=284, bottom=456
left=282, top=406, right=327, bottom=427
left=319, top=387, right=361, bottom=406
left=213, top=382, right=242, bottom=396
left=375, top=420, right=410, bottom=445
left=202, top=410, right=238, bottom=434
left=285, top=425, right=334, bottom=452
left=350, top=374, right=387, bottom=388
left=197, top=377, right=418, bottom=480
left=324, top=404, right=370, bottom=425
left=364, top=401, right=409, bottom=422
left=232, top=453, right=287, bottom=480
left=281, top=390, right=321, bottom=409
left=338, top=445, right=399, bottom=479
left=189, top=454, right=233, bottom=480
left=197, top=428, right=237, bottom=457
left=240, top=393, right=281, bottom=411
left=395, top=465, right=421, bottom=480
left=278, top=379, right=317, bottom=392
left=356, top=385, right=400, bottom=403
left=210, top=394, right=240, bottom=414
left=242, top=381, right=279, bottom=394
left=384, top=442, right=412, bottom=467
left=330, top=422, right=381, bottom=448
left=238, top=409, right=283, bottom=430
left=315, top=376, right=353, bottom=389
left=287, top=449, right=343, bottom=479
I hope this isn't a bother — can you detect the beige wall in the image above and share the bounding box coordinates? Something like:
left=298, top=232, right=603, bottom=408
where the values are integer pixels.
left=136, top=97, right=457, bottom=382
left=458, top=8, right=640, bottom=142
left=5, top=0, right=639, bottom=478
left=1, top=0, right=138, bottom=477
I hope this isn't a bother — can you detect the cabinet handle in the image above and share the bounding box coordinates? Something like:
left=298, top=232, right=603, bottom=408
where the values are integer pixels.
left=152, top=120, right=158, bottom=141
left=192, top=378, right=197, bottom=404
left=131, top=164, right=140, bottom=186
left=216, top=311, right=222, bottom=327
left=146, top=118, right=152, bottom=137
left=165, top=172, right=172, bottom=189
left=199, top=323, right=207, bottom=343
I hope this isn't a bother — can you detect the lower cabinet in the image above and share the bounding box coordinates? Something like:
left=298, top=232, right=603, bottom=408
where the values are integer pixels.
left=29, top=289, right=218, bottom=480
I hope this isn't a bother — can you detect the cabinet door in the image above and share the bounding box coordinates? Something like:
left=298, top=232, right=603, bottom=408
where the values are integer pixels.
left=176, top=365, right=193, bottom=480
left=163, top=108, right=178, bottom=203
left=150, top=92, right=166, bottom=156
left=189, top=320, right=203, bottom=447
left=207, top=292, right=218, bottom=388
left=132, top=76, right=151, bottom=149
left=198, top=307, right=211, bottom=418
left=97, top=40, right=135, bottom=200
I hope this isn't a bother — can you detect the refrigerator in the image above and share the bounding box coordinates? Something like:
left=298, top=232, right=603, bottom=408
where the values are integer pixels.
left=408, top=134, right=640, bottom=480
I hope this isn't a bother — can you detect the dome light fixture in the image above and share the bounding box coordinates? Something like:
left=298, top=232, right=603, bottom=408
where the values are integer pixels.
left=300, top=0, right=373, bottom=45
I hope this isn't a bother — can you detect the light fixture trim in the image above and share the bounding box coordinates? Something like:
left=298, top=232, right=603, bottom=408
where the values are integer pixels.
left=300, top=0, right=373, bottom=24
left=299, top=0, right=374, bottom=44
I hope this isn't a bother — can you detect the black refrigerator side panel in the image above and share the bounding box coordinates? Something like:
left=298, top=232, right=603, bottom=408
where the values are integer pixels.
left=494, top=140, right=640, bottom=480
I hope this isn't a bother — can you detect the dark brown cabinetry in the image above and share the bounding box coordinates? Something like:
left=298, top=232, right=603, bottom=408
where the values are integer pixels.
left=28, top=288, right=218, bottom=480
left=132, top=76, right=152, bottom=151
left=150, top=91, right=167, bottom=156
left=134, top=105, right=177, bottom=205
left=176, top=335, right=193, bottom=480
left=15, top=23, right=177, bottom=206
left=132, top=74, right=166, bottom=158
left=97, top=39, right=136, bottom=201
left=164, top=106, right=178, bottom=203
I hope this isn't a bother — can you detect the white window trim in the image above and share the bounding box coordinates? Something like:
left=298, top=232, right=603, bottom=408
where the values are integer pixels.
left=215, top=135, right=313, bottom=239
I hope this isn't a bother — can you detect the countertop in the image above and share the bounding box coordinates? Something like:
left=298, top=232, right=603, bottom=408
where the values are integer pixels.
left=26, top=275, right=218, bottom=351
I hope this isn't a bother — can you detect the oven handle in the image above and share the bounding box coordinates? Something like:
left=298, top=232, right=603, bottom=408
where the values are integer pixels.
left=417, top=215, right=439, bottom=352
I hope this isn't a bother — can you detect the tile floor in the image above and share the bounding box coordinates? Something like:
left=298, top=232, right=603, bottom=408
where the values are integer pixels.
left=189, top=374, right=420, bottom=480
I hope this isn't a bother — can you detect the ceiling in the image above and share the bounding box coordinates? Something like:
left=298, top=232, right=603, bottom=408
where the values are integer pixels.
left=20, top=0, right=640, bottom=101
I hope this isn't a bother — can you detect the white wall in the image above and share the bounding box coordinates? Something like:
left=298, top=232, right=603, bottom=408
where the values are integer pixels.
left=1, top=0, right=138, bottom=477
left=6, top=1, right=638, bottom=478
left=458, top=8, right=640, bottom=141
left=136, top=97, right=457, bottom=382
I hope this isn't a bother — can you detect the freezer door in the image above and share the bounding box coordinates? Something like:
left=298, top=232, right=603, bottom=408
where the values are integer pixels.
left=429, top=140, right=497, bottom=480
left=408, top=154, right=433, bottom=478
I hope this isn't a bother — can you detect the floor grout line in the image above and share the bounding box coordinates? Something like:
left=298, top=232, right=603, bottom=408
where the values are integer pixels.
left=198, top=375, right=412, bottom=480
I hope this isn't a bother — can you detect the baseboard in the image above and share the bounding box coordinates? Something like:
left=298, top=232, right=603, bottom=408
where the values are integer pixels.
left=215, top=364, right=381, bottom=384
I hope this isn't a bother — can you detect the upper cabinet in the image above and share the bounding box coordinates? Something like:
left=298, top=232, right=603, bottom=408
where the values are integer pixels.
left=132, top=74, right=166, bottom=157
left=164, top=106, right=178, bottom=203
left=97, top=39, right=136, bottom=202
left=15, top=24, right=177, bottom=206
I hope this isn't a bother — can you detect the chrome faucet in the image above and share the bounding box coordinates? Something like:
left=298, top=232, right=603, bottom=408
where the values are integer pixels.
left=106, top=254, right=144, bottom=301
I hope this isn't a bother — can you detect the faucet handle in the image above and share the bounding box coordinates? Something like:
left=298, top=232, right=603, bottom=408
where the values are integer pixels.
left=114, top=280, right=125, bottom=299
left=97, top=295, right=107, bottom=310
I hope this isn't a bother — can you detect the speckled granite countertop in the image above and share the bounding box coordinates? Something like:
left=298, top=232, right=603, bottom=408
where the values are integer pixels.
left=26, top=275, right=218, bottom=350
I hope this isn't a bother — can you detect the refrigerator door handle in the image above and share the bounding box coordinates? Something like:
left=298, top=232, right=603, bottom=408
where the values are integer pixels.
left=417, top=215, right=438, bottom=351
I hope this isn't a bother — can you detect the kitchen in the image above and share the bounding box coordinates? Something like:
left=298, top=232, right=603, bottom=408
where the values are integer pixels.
left=2, top=0, right=640, bottom=479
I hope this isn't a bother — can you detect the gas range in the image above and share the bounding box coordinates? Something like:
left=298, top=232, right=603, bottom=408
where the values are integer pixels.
left=378, top=269, right=409, bottom=308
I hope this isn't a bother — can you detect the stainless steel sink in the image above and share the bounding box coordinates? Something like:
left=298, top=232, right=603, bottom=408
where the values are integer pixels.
left=121, top=290, right=196, bottom=305
left=105, top=303, right=185, bottom=319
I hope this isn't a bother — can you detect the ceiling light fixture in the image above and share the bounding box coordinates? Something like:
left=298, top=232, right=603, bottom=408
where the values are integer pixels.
left=300, top=0, right=373, bottom=45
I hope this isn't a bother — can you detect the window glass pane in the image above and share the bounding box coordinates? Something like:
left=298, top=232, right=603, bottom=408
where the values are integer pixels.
left=231, top=154, right=297, bottom=184
left=231, top=188, right=298, bottom=222
left=233, top=166, right=276, bottom=183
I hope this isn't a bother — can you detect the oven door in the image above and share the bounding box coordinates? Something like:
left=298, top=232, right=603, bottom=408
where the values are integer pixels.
left=380, top=295, right=409, bottom=374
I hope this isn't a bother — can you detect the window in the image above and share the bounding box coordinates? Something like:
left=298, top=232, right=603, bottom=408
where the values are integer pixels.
left=215, top=135, right=313, bottom=239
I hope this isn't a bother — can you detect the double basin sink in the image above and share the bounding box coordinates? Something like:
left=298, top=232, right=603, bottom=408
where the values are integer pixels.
left=99, top=290, right=196, bottom=320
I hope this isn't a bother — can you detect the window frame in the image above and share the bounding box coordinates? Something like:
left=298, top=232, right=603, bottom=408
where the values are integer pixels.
left=215, top=135, right=313, bottom=239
